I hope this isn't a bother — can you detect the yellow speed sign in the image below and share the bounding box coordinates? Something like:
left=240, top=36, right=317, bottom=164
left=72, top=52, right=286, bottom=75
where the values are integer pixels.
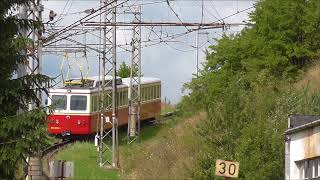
left=215, top=159, right=239, bottom=178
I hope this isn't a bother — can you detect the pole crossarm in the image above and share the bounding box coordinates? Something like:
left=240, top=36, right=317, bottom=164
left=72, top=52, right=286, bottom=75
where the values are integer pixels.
left=82, top=21, right=247, bottom=27
left=42, top=0, right=129, bottom=45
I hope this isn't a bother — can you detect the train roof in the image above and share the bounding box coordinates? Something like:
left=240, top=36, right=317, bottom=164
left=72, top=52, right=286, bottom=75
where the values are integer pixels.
left=122, top=77, right=161, bottom=85
left=86, top=75, right=120, bottom=81
left=49, top=76, right=160, bottom=94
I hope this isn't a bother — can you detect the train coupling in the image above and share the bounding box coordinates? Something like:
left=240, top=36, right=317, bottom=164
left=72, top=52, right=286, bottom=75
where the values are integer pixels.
left=62, top=130, right=71, bottom=136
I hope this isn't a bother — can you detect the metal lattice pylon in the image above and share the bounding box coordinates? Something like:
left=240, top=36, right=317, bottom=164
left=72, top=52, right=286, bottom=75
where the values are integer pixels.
left=18, top=0, right=43, bottom=109
left=127, top=5, right=142, bottom=143
left=98, top=0, right=119, bottom=168
left=18, top=1, right=44, bottom=179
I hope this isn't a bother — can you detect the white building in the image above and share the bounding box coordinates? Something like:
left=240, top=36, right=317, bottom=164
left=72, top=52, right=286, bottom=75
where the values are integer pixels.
left=285, top=115, right=320, bottom=180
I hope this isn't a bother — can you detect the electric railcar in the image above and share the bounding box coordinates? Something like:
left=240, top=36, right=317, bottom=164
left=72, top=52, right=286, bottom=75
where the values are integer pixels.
left=47, top=76, right=161, bottom=136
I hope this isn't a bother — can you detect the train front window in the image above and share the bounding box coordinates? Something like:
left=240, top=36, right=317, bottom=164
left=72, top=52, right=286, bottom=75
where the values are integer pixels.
left=70, top=95, right=87, bottom=110
left=51, top=95, right=67, bottom=110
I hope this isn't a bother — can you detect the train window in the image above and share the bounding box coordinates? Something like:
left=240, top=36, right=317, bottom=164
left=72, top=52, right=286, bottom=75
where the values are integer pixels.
left=122, top=91, right=125, bottom=105
left=95, top=96, right=98, bottom=111
left=146, top=87, right=150, bottom=101
left=51, top=95, right=67, bottom=110
left=142, top=87, right=146, bottom=101
left=124, top=91, right=128, bottom=105
left=92, top=95, right=98, bottom=112
left=120, top=91, right=127, bottom=106
left=156, top=85, right=159, bottom=98
left=158, top=85, right=161, bottom=98
left=151, top=86, right=155, bottom=100
left=70, top=95, right=87, bottom=110
left=149, top=86, right=152, bottom=100
left=118, top=91, right=122, bottom=106
left=155, top=86, right=158, bottom=99
left=91, top=96, right=94, bottom=111
left=141, top=87, right=144, bottom=101
left=96, top=95, right=100, bottom=110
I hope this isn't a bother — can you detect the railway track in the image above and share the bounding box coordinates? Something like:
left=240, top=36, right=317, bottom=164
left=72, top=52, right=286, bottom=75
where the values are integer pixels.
left=26, top=139, right=74, bottom=180
left=41, top=140, right=73, bottom=157
left=41, top=111, right=175, bottom=158
left=27, top=111, right=175, bottom=179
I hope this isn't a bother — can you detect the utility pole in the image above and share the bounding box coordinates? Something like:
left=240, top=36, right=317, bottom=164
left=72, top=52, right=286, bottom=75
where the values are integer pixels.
left=195, top=29, right=209, bottom=77
left=128, top=5, right=142, bottom=144
left=19, top=1, right=44, bottom=179
left=18, top=0, right=44, bottom=108
left=196, top=29, right=199, bottom=77
left=99, top=0, right=118, bottom=168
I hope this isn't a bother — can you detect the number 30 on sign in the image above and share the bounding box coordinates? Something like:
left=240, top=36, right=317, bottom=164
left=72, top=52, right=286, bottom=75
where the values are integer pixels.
left=215, top=159, right=239, bottom=178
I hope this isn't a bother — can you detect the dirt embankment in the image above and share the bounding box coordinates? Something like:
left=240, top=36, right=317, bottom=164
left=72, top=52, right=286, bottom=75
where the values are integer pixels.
left=121, top=112, right=205, bottom=179
left=295, top=62, right=320, bottom=90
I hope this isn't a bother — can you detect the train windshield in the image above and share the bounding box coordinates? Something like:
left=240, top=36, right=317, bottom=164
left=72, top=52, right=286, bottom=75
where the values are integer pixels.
left=51, top=95, right=67, bottom=110
left=70, top=95, right=87, bottom=110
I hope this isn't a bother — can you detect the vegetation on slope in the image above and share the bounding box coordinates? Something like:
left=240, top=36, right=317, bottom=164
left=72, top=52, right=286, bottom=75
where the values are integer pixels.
left=120, top=112, right=203, bottom=179
left=52, top=108, right=199, bottom=179
left=0, top=0, right=50, bottom=178
left=179, top=0, right=320, bottom=179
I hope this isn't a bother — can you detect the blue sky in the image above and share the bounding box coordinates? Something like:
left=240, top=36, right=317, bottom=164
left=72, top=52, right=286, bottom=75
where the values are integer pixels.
left=42, top=0, right=255, bottom=104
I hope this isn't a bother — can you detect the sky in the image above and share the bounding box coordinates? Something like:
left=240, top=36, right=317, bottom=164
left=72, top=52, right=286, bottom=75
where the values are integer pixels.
left=42, top=0, right=255, bottom=104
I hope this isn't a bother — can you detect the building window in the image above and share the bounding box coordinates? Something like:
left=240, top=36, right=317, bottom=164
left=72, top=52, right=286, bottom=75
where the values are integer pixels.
left=298, top=157, right=320, bottom=179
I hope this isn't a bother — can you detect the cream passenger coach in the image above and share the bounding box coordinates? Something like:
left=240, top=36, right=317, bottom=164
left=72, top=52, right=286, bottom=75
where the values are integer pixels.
left=47, top=76, right=161, bottom=136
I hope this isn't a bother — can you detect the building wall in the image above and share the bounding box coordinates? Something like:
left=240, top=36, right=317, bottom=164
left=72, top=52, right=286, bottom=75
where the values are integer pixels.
left=287, top=125, right=320, bottom=179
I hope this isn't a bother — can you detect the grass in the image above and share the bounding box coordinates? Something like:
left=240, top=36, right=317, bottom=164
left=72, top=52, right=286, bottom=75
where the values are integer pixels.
left=160, top=103, right=176, bottom=114
left=52, top=105, right=203, bottom=179
left=52, top=120, right=165, bottom=180
left=54, top=142, right=119, bottom=180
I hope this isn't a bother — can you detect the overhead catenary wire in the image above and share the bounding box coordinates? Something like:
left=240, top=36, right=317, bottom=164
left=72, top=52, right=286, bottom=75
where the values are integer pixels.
left=43, top=1, right=254, bottom=66
left=43, top=0, right=129, bottom=45
left=166, top=0, right=190, bottom=32
left=43, top=0, right=250, bottom=56
left=55, top=0, right=73, bottom=26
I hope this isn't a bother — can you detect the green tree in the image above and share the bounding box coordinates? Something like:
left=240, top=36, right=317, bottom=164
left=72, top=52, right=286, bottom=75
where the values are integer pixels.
left=181, top=0, right=320, bottom=179
left=0, top=0, right=50, bottom=178
left=117, top=61, right=139, bottom=78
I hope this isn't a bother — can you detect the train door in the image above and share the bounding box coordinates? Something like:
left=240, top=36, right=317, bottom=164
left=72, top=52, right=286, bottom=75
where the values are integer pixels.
left=69, top=94, right=90, bottom=134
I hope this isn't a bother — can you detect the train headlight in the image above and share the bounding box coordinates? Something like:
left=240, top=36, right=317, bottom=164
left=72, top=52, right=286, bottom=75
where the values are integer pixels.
left=55, top=120, right=59, bottom=124
left=77, top=120, right=81, bottom=125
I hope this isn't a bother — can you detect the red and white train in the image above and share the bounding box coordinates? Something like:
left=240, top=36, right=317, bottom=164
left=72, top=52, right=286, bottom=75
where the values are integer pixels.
left=47, top=76, right=161, bottom=136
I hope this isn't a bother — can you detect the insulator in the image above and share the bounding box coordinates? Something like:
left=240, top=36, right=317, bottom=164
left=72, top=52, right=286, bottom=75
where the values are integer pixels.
left=49, top=10, right=57, bottom=21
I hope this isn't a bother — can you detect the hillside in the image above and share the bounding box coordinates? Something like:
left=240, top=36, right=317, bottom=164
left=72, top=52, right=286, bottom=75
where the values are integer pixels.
left=296, top=62, right=320, bottom=90
left=120, top=112, right=205, bottom=179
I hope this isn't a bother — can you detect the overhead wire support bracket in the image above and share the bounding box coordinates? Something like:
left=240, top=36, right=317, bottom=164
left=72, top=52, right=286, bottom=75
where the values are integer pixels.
left=82, top=21, right=247, bottom=27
